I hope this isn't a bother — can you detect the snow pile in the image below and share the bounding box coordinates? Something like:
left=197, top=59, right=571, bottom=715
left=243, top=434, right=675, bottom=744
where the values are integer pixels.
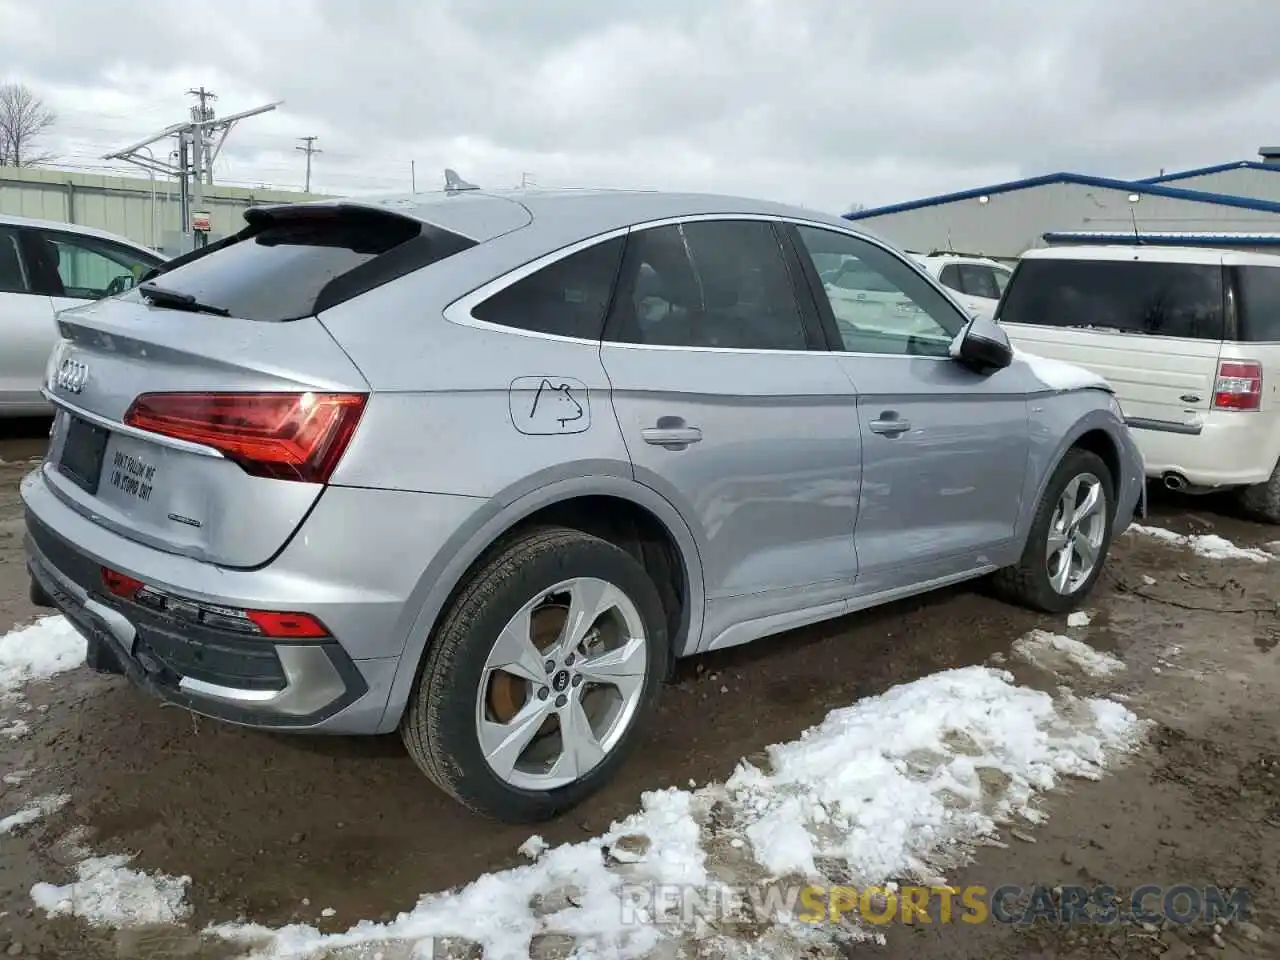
left=1067, top=611, right=1092, bottom=628
left=1, top=615, right=87, bottom=698
left=30, top=854, right=191, bottom=928
left=1012, top=630, right=1126, bottom=678
left=0, top=794, right=70, bottom=835
left=1129, top=524, right=1274, bottom=563
left=723, top=666, right=1140, bottom=881
left=207, top=664, right=1145, bottom=959
left=1014, top=348, right=1110, bottom=392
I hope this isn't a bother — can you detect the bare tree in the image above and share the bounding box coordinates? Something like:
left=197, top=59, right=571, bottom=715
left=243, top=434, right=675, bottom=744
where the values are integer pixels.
left=0, top=83, right=56, bottom=167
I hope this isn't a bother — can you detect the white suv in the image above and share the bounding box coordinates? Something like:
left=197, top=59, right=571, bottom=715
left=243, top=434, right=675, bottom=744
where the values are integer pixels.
left=911, top=253, right=1013, bottom=321
left=996, top=244, right=1280, bottom=521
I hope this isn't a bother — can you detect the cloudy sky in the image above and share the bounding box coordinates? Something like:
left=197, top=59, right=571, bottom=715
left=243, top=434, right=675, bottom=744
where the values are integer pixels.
left=3, top=0, right=1279, bottom=213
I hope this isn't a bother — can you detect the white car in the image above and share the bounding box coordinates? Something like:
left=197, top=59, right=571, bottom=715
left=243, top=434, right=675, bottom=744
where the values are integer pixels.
left=996, top=244, right=1280, bottom=521
left=1, top=214, right=165, bottom=417
left=911, top=253, right=1013, bottom=321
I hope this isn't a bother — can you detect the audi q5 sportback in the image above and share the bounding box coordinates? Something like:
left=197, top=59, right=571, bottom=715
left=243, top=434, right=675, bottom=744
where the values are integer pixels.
left=23, top=188, right=1145, bottom=822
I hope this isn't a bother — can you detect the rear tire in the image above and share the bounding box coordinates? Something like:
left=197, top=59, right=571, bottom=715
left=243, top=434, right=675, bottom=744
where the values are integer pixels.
left=992, top=448, right=1116, bottom=614
left=1237, top=460, right=1280, bottom=524
left=400, top=526, right=668, bottom=823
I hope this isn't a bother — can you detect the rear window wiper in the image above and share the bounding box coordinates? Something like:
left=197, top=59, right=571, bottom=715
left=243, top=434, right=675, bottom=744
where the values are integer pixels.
left=139, top=282, right=231, bottom=317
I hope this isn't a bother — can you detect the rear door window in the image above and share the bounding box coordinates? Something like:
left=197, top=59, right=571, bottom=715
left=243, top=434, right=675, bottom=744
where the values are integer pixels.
left=997, top=258, right=1225, bottom=340
left=605, top=220, right=813, bottom=351
left=1236, top=264, right=1280, bottom=342
left=139, top=207, right=474, bottom=321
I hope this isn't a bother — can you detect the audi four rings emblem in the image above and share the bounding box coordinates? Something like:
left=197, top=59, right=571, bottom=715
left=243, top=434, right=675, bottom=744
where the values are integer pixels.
left=55, top=358, right=89, bottom=394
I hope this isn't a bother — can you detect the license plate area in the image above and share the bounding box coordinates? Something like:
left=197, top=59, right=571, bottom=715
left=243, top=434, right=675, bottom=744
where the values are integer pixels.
left=57, top=416, right=110, bottom=494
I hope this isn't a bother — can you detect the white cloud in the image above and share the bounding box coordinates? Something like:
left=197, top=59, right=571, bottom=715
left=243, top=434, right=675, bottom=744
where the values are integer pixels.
left=3, top=0, right=1279, bottom=210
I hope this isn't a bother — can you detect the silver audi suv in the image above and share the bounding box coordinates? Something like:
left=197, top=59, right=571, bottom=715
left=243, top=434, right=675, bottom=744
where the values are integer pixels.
left=24, top=188, right=1145, bottom=822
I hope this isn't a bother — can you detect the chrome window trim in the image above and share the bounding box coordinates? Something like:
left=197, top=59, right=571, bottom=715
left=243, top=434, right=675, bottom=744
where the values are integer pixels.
left=441, top=211, right=969, bottom=362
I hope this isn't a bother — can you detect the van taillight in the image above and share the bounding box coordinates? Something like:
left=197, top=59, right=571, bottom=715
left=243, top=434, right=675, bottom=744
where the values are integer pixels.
left=1212, top=360, right=1263, bottom=412
left=123, top=392, right=367, bottom=483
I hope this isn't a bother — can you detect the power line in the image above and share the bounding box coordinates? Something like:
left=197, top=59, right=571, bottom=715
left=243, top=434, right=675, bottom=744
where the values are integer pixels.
left=296, top=136, right=321, bottom=192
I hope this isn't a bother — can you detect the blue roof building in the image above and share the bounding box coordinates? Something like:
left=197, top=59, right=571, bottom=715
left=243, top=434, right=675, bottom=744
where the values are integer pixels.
left=843, top=148, right=1280, bottom=260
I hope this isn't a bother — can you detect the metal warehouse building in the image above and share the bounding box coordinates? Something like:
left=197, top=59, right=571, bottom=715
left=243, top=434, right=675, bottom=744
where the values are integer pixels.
left=845, top=148, right=1280, bottom=261
left=0, top=166, right=321, bottom=255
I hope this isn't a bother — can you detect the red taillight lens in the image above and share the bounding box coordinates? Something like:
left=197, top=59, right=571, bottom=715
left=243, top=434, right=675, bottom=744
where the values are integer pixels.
left=245, top=610, right=330, bottom=638
left=1212, top=360, right=1263, bottom=412
left=123, top=392, right=367, bottom=483
left=101, top=567, right=144, bottom=600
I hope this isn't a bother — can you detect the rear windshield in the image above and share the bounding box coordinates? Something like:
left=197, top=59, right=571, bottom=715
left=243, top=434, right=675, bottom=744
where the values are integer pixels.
left=998, top=258, right=1225, bottom=341
left=1236, top=264, right=1280, bottom=342
left=140, top=208, right=474, bottom=321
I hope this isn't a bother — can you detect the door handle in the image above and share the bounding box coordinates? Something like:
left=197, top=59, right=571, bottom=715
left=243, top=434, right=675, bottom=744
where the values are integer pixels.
left=642, top=426, right=703, bottom=447
left=868, top=414, right=911, bottom=436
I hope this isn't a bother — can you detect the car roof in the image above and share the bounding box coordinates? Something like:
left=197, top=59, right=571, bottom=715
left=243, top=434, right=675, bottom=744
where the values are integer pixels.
left=1023, top=244, right=1280, bottom=267
left=0, top=212, right=162, bottom=256
left=300, top=187, right=867, bottom=246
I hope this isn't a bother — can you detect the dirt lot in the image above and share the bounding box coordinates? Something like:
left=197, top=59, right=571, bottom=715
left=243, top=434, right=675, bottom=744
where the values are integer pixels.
left=2, top=416, right=1279, bottom=959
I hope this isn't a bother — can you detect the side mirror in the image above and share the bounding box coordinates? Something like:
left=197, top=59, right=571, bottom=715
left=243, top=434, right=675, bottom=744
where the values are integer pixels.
left=950, top=316, right=1013, bottom=374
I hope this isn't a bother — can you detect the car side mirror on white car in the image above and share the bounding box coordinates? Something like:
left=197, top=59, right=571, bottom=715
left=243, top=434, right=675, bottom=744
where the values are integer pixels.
left=950, top=316, right=1013, bottom=374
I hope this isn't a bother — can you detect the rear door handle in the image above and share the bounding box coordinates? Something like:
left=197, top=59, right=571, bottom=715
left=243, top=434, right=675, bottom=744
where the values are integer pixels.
left=868, top=414, right=911, bottom=436
left=642, top=426, right=703, bottom=447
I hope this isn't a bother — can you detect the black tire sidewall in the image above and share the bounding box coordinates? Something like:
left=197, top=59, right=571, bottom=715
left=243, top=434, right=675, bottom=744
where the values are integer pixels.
left=1022, top=449, right=1117, bottom=611
left=414, top=530, right=668, bottom=822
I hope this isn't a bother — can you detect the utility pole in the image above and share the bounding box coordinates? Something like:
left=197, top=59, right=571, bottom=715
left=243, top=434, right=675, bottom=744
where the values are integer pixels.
left=103, top=94, right=281, bottom=254
left=411, top=160, right=416, bottom=193
left=296, top=136, right=321, bottom=192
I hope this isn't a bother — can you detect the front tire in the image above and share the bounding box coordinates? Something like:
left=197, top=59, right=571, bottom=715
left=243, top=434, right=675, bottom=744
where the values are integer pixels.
left=993, top=448, right=1116, bottom=614
left=401, top=526, right=669, bottom=823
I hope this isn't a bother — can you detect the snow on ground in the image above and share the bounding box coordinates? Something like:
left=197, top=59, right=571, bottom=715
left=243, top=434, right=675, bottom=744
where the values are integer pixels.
left=1067, top=610, right=1092, bottom=628
left=207, top=662, right=1146, bottom=959
left=1128, top=524, right=1274, bottom=563
left=30, top=855, right=192, bottom=928
left=1012, top=629, right=1127, bottom=678
left=0, top=794, right=70, bottom=835
left=1, top=615, right=87, bottom=700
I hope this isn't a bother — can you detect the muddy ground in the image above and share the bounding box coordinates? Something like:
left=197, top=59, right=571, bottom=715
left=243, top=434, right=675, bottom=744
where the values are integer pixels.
left=1, top=416, right=1278, bottom=959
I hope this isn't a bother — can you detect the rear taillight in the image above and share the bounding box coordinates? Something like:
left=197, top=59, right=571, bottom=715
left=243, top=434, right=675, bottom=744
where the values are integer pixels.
left=1212, top=360, right=1263, bottom=412
left=123, top=392, right=366, bottom=483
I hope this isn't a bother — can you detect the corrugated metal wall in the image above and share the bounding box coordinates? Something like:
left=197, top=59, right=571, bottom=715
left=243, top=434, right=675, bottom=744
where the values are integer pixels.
left=0, top=167, right=326, bottom=254
left=853, top=182, right=1280, bottom=259
left=1149, top=167, right=1280, bottom=203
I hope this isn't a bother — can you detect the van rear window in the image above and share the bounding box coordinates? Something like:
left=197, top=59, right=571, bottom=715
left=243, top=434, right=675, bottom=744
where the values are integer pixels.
left=140, top=206, right=475, bottom=321
left=1236, top=265, right=1280, bottom=342
left=998, top=259, right=1225, bottom=341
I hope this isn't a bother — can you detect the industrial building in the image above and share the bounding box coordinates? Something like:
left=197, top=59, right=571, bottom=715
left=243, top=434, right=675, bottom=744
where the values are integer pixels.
left=845, top=148, right=1280, bottom=261
left=0, top=166, right=320, bottom=255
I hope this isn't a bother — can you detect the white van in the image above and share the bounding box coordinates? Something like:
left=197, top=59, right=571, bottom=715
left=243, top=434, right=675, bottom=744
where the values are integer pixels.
left=995, top=244, right=1280, bottom=521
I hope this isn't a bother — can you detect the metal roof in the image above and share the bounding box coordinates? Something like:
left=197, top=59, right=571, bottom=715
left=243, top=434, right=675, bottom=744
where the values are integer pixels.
left=1043, top=230, right=1280, bottom=247
left=1137, top=161, right=1280, bottom=184
left=843, top=171, right=1280, bottom=221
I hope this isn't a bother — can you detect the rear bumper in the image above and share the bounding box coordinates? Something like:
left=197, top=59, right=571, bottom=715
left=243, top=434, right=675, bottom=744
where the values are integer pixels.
left=19, top=465, right=485, bottom=734
left=26, top=514, right=369, bottom=729
left=1130, top=413, right=1280, bottom=488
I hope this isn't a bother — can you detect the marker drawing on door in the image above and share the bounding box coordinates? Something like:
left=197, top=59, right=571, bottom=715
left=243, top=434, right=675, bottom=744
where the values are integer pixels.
left=509, top=376, right=590, bottom=435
